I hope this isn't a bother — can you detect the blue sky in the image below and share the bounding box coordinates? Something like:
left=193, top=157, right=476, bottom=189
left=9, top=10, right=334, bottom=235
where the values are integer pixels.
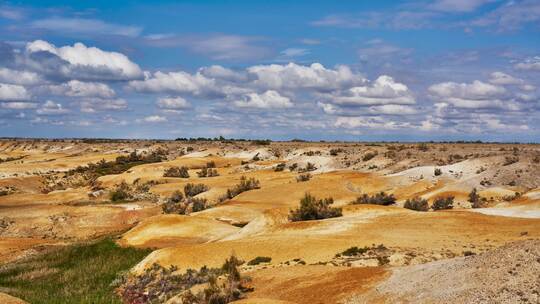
left=0, top=0, right=539, bottom=141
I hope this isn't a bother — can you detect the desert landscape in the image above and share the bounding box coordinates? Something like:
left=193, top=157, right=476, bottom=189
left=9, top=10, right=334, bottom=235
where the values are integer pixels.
left=0, top=138, right=538, bottom=303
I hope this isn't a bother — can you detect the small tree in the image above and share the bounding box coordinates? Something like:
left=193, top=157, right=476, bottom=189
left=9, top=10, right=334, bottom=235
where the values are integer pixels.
left=289, top=193, right=342, bottom=222
left=432, top=196, right=454, bottom=210
left=404, top=197, right=429, bottom=211
left=469, top=188, right=482, bottom=208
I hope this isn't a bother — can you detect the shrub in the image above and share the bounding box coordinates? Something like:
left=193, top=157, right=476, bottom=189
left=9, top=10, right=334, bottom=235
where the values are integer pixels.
left=274, top=163, right=286, bottom=172
left=289, top=163, right=298, bottom=171
left=206, top=161, right=216, bottom=168
left=110, top=182, right=131, bottom=202
left=362, top=152, right=377, bottom=162
left=117, top=254, right=247, bottom=304
left=469, top=188, right=482, bottom=208
left=417, top=143, right=429, bottom=151
left=432, top=196, right=454, bottom=210
left=303, top=162, right=317, bottom=172
left=296, top=173, right=312, bottom=182
left=247, top=256, right=272, bottom=266
left=329, top=148, right=343, bottom=156
left=197, top=167, right=219, bottom=177
left=189, top=197, right=209, bottom=212
left=503, top=156, right=519, bottom=166
left=289, top=193, right=342, bottom=222
left=434, top=168, right=442, bottom=176
left=352, top=192, right=396, bottom=206
left=163, top=166, right=190, bottom=178
left=219, top=176, right=260, bottom=202
left=251, top=139, right=271, bottom=145
left=404, top=197, right=429, bottom=212
left=340, top=246, right=369, bottom=257
left=184, top=183, right=209, bottom=197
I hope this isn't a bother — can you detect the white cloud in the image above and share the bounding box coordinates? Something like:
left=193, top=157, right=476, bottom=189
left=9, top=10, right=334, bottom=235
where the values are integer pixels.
left=280, top=48, right=310, bottom=57
left=428, top=80, right=505, bottom=100
left=429, top=0, right=495, bottom=12
left=80, top=98, right=127, bottom=113
left=143, top=115, right=167, bottom=123
left=31, top=18, right=142, bottom=37
left=128, top=71, right=216, bottom=95
left=26, top=40, right=143, bottom=80
left=157, top=97, right=190, bottom=109
left=0, top=83, right=31, bottom=101
left=48, top=80, right=115, bottom=98
left=37, top=100, right=69, bottom=115
left=0, top=102, right=37, bottom=109
left=325, top=75, right=415, bottom=106
left=0, top=68, right=43, bottom=85
left=514, top=56, right=540, bottom=71
left=488, top=71, right=524, bottom=85
left=233, top=90, right=293, bottom=109
left=334, top=116, right=409, bottom=130
left=470, top=0, right=540, bottom=31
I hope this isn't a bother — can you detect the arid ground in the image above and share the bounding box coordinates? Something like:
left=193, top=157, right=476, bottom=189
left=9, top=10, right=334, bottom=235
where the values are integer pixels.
left=0, top=139, right=539, bottom=303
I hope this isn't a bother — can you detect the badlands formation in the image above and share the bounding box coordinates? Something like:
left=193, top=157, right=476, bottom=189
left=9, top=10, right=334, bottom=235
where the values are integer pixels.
left=0, top=139, right=539, bottom=303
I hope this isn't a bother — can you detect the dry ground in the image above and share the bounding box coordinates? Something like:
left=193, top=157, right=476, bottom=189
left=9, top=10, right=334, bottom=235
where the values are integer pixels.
left=0, top=139, right=539, bottom=303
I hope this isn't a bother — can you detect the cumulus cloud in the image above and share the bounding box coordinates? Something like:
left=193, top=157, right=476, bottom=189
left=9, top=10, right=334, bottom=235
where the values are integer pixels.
left=0, top=83, right=31, bottom=101
left=31, top=18, right=142, bottom=37
left=514, top=56, right=540, bottom=71
left=47, top=80, right=116, bottom=98
left=0, top=102, right=37, bottom=109
left=429, top=0, right=496, bottom=12
left=25, top=40, right=143, bottom=80
left=334, top=116, right=410, bottom=130
left=233, top=90, right=293, bottom=109
left=156, top=97, right=190, bottom=109
left=428, top=80, right=506, bottom=105
left=323, top=75, right=415, bottom=106
left=80, top=98, right=127, bottom=113
left=128, top=71, right=217, bottom=96
left=488, top=71, right=524, bottom=85
left=36, top=100, right=69, bottom=115
left=142, top=115, right=167, bottom=123
left=0, top=68, right=43, bottom=85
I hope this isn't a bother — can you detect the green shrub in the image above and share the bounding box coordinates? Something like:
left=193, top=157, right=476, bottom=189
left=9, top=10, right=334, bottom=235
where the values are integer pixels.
left=219, top=176, right=260, bottom=202
left=110, top=182, right=131, bottom=202
left=432, top=196, right=454, bottom=210
left=404, top=197, right=429, bottom=211
left=352, top=192, right=396, bottom=206
left=184, top=183, right=209, bottom=197
left=289, top=193, right=342, bottom=222
left=163, top=166, right=190, bottom=178
left=247, top=256, right=272, bottom=266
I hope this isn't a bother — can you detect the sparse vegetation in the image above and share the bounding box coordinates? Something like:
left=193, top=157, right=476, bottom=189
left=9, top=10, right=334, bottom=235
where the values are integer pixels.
left=163, top=166, right=190, bottom=178
left=469, top=188, right=483, bottom=208
left=404, top=197, right=429, bottom=212
left=196, top=167, right=219, bottom=177
left=247, top=256, right=272, bottom=266
left=274, top=163, right=286, bottom=172
left=434, top=168, right=442, bottom=176
left=219, top=176, right=260, bottom=202
left=296, top=173, right=312, bottom=182
left=503, top=156, right=519, bottom=166
left=289, top=193, right=342, bottom=222
left=0, top=238, right=151, bottom=304
left=110, top=181, right=132, bottom=202
left=432, top=196, right=454, bottom=210
left=362, top=152, right=377, bottom=161
left=184, top=183, right=210, bottom=197
left=352, top=192, right=396, bottom=206
left=117, top=254, right=249, bottom=304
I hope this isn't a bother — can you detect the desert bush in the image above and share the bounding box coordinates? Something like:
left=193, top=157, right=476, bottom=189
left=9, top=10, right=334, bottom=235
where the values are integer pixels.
left=362, top=152, right=377, bottom=162
left=302, top=162, right=317, bottom=172
left=352, top=192, right=396, bottom=206
left=296, top=173, right=312, bottom=182
left=110, top=182, right=132, bottom=202
left=247, top=256, right=272, bottom=266
left=251, top=139, right=271, bottom=146
left=469, top=188, right=483, bottom=208
left=184, top=183, right=209, bottom=197
left=404, top=197, right=429, bottom=212
left=417, top=143, right=429, bottom=152
left=503, top=156, right=519, bottom=166
left=434, top=168, right=442, bottom=176
left=117, top=254, right=247, bottom=304
left=289, top=193, right=342, bottom=222
left=533, top=155, right=540, bottom=164
left=288, top=163, right=298, bottom=171
left=189, top=197, right=209, bottom=212
left=197, top=167, right=219, bottom=177
left=219, top=176, right=260, bottom=202
left=206, top=161, right=216, bottom=168
left=274, top=163, right=286, bottom=172
left=339, top=246, right=369, bottom=257
left=432, top=196, right=454, bottom=210
left=329, top=148, right=343, bottom=156
left=163, top=166, right=190, bottom=178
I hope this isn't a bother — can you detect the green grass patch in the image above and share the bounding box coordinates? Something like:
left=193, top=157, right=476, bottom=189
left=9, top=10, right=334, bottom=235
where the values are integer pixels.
left=0, top=238, right=151, bottom=304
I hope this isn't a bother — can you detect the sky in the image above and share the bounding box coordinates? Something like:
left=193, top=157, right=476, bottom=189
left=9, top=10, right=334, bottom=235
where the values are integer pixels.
left=0, top=0, right=539, bottom=141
